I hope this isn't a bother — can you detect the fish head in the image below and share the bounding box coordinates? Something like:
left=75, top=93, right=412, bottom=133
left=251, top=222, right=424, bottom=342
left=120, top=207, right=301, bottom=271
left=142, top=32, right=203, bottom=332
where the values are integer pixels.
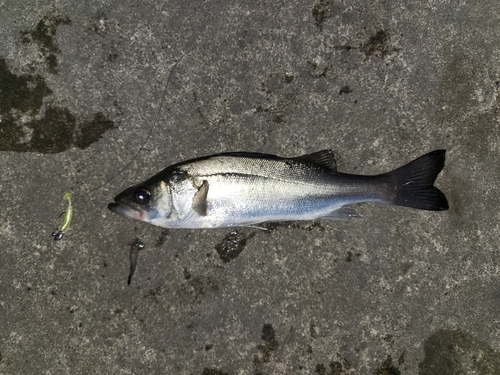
left=108, top=179, right=174, bottom=227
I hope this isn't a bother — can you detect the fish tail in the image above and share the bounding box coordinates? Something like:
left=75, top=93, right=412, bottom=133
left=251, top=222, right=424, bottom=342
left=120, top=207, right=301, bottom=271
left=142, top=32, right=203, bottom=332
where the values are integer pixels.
left=387, top=150, right=448, bottom=211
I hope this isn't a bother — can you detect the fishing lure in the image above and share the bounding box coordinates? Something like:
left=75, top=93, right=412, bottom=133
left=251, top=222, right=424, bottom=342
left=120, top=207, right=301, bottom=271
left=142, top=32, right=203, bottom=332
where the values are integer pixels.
left=52, top=192, right=73, bottom=240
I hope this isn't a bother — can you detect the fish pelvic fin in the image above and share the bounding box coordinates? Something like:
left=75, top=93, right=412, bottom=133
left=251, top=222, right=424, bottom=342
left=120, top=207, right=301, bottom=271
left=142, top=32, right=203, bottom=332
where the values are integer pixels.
left=387, top=150, right=448, bottom=211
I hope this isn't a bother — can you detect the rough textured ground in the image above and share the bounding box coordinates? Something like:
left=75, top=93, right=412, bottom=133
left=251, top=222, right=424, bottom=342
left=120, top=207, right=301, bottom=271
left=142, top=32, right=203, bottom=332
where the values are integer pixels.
left=1, top=0, right=499, bottom=374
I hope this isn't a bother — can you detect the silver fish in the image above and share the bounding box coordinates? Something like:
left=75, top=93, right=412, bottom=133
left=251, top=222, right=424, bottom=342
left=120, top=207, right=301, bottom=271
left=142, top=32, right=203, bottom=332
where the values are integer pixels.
left=108, top=150, right=448, bottom=228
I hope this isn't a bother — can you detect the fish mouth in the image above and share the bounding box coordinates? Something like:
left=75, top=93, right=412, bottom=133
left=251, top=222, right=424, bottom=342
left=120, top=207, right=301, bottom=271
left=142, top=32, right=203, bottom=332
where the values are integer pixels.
left=108, top=202, right=143, bottom=220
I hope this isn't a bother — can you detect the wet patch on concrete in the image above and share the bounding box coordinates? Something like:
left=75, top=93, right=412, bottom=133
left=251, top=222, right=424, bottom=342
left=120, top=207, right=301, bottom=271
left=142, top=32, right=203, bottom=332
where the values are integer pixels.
left=315, top=352, right=352, bottom=374
left=253, top=324, right=279, bottom=367
left=90, top=12, right=110, bottom=36
left=307, top=60, right=332, bottom=79
left=0, top=58, right=115, bottom=153
left=315, top=361, right=345, bottom=375
left=374, top=355, right=401, bottom=375
left=312, top=0, right=332, bottom=32
left=74, top=113, right=116, bottom=149
left=21, top=15, right=71, bottom=74
left=215, top=230, right=256, bottom=263
left=361, top=30, right=400, bottom=60
left=399, top=262, right=413, bottom=275
left=419, top=329, right=500, bottom=374
left=0, top=58, right=52, bottom=113
left=339, top=85, right=352, bottom=95
left=176, top=275, right=219, bottom=304
left=127, top=237, right=144, bottom=285
left=201, top=369, right=228, bottom=375
left=155, top=229, right=170, bottom=247
left=345, top=250, right=361, bottom=262
left=143, top=285, right=165, bottom=304
left=261, top=221, right=325, bottom=233
left=254, top=72, right=300, bottom=125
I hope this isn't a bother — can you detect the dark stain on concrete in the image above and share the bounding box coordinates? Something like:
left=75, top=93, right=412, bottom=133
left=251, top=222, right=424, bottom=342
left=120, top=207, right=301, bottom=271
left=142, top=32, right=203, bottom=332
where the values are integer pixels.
left=0, top=58, right=52, bottom=113
left=333, top=45, right=354, bottom=52
left=339, top=85, right=352, bottom=95
left=90, top=12, right=109, bottom=36
left=261, top=221, right=325, bottom=232
left=127, top=237, right=144, bottom=285
left=284, top=73, right=295, bottom=83
left=315, top=361, right=343, bottom=375
left=419, top=329, right=500, bottom=374
left=312, top=0, right=331, bottom=32
left=143, top=285, right=165, bottom=304
left=155, top=229, right=170, bottom=247
left=0, top=58, right=115, bottom=153
left=316, top=354, right=351, bottom=374
left=361, top=30, right=400, bottom=60
left=108, top=53, right=118, bottom=62
left=310, top=323, right=318, bottom=339
left=201, top=369, right=228, bottom=375
left=400, top=262, right=413, bottom=275
left=177, top=275, right=219, bottom=303
left=215, top=230, right=255, bottom=263
left=253, top=323, right=279, bottom=366
left=21, top=15, right=71, bottom=74
left=345, top=250, right=361, bottom=262
left=374, top=355, right=401, bottom=375
left=74, top=113, right=115, bottom=149
left=496, top=80, right=500, bottom=109
left=307, top=60, right=331, bottom=78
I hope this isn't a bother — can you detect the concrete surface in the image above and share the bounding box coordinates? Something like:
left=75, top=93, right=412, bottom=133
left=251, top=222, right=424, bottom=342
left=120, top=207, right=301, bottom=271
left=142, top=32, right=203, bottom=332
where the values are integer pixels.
left=1, top=0, right=499, bottom=374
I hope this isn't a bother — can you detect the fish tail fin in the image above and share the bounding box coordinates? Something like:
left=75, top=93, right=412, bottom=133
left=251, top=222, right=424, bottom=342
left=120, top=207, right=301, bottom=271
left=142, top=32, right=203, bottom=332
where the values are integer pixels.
left=387, top=150, right=449, bottom=211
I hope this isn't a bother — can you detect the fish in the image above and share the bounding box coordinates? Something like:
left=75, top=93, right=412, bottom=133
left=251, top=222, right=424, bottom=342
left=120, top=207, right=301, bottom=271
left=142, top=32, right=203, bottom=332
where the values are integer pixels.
left=108, top=150, right=448, bottom=229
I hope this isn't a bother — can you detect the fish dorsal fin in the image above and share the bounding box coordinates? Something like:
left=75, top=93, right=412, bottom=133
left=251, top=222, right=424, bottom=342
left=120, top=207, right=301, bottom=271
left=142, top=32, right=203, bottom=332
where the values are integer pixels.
left=192, top=180, right=209, bottom=216
left=292, top=150, right=337, bottom=171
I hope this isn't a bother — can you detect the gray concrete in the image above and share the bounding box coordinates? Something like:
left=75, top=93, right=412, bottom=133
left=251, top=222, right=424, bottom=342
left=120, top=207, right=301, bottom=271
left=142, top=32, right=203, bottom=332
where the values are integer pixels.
left=1, top=0, right=499, bottom=374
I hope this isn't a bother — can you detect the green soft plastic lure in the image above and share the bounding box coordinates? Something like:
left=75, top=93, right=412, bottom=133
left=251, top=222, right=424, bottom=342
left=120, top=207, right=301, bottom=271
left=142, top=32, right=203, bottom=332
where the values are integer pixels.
left=52, top=192, right=73, bottom=241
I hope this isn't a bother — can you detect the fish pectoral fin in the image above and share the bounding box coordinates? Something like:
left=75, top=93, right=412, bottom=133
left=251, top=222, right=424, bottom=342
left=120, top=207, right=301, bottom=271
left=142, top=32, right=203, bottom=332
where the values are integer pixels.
left=292, top=150, right=337, bottom=171
left=192, top=180, right=209, bottom=216
left=320, top=207, right=361, bottom=221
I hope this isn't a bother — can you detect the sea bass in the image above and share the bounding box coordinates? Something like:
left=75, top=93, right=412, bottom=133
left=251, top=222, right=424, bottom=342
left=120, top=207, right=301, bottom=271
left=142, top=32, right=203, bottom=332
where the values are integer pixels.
left=108, top=150, right=448, bottom=228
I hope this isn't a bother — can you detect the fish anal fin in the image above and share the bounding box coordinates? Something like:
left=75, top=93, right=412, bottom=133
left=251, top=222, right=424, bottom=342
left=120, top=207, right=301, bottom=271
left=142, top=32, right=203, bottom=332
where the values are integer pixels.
left=320, top=207, right=361, bottom=221
left=292, top=150, right=337, bottom=171
left=192, top=180, right=209, bottom=216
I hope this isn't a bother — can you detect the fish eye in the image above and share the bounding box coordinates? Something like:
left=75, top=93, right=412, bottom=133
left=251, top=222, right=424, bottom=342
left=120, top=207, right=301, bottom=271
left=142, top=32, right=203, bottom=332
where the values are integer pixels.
left=133, top=187, right=150, bottom=205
